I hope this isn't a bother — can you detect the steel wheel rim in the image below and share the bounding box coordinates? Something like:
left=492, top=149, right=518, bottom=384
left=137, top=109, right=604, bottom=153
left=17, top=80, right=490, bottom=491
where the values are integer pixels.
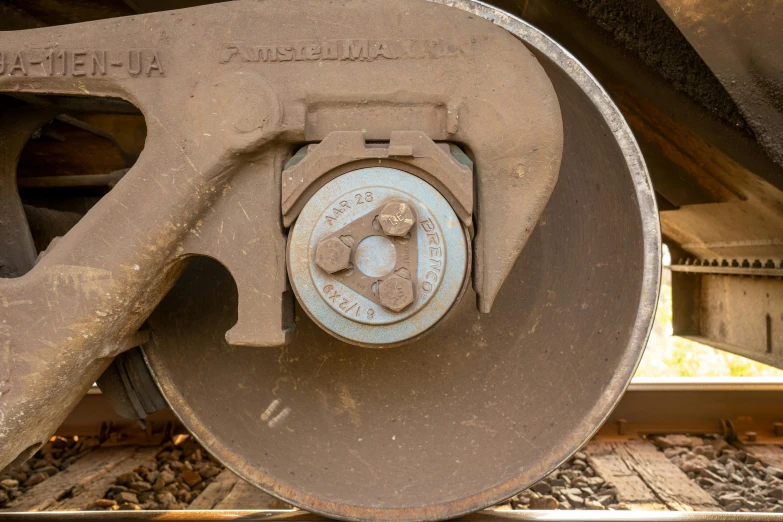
left=143, top=2, right=661, bottom=521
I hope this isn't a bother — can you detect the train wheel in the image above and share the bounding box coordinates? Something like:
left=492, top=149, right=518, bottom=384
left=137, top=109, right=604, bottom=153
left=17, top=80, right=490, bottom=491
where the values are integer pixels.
left=143, top=3, right=660, bottom=520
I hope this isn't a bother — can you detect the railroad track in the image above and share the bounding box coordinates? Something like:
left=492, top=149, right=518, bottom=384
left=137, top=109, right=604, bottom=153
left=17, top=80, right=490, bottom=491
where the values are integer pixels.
left=3, top=511, right=783, bottom=521
left=2, top=0, right=783, bottom=518
left=56, top=378, right=783, bottom=443
left=2, top=379, right=783, bottom=521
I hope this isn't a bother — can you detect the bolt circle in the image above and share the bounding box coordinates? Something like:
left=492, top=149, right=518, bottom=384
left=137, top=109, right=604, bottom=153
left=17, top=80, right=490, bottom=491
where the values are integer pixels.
left=378, top=201, right=415, bottom=237
left=287, top=167, right=469, bottom=347
left=378, top=274, right=415, bottom=312
left=315, top=237, right=351, bottom=274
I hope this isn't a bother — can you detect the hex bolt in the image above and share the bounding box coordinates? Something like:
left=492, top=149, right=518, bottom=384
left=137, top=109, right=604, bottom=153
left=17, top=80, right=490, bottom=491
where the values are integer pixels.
left=379, top=201, right=415, bottom=237
left=774, top=422, right=783, bottom=437
left=315, top=237, right=352, bottom=274
left=378, top=274, right=415, bottom=312
left=746, top=431, right=758, bottom=442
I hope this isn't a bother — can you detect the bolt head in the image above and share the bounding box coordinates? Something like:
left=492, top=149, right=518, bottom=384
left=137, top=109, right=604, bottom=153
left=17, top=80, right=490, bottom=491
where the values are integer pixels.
left=379, top=201, right=415, bottom=237
left=315, top=237, right=351, bottom=274
left=378, top=274, right=415, bottom=312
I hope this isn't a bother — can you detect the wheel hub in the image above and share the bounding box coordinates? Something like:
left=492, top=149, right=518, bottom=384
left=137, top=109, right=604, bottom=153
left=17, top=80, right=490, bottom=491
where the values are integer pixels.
left=288, top=167, right=469, bottom=346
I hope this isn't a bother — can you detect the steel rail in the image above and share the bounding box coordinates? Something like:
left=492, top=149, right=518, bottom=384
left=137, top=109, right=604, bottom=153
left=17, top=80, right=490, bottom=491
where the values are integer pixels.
left=8, top=380, right=783, bottom=519
left=56, top=378, right=783, bottom=445
left=599, top=378, right=783, bottom=441
left=2, top=510, right=783, bottom=521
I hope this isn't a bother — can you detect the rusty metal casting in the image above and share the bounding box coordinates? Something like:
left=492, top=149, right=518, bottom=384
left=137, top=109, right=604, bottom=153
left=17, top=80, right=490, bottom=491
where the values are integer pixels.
left=141, top=2, right=659, bottom=521
left=95, top=346, right=167, bottom=421
left=281, top=132, right=474, bottom=235
left=654, top=0, right=783, bottom=171
left=4, top=508, right=783, bottom=521
left=314, top=237, right=353, bottom=275
left=378, top=274, right=416, bottom=312
left=0, top=102, right=55, bottom=279
left=0, top=0, right=661, bottom=520
left=50, top=379, right=783, bottom=445
left=670, top=257, right=783, bottom=369
left=378, top=201, right=416, bottom=238
left=287, top=167, right=469, bottom=346
left=0, top=0, right=564, bottom=477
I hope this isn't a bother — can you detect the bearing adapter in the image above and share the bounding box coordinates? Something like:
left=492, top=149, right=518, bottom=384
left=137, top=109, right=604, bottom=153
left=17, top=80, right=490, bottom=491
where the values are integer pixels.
left=287, top=167, right=469, bottom=346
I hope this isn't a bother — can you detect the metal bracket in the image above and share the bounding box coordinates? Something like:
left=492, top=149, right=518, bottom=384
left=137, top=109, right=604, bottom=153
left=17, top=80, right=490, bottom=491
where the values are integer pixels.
left=281, top=131, right=474, bottom=230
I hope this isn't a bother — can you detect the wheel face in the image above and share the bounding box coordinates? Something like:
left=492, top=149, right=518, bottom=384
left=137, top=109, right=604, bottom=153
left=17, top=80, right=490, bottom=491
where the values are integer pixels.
left=287, top=167, right=468, bottom=346
left=144, top=3, right=660, bottom=521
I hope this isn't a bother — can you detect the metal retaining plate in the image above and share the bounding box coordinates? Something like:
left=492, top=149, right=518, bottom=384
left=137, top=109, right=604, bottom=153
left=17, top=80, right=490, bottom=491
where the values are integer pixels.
left=287, top=167, right=468, bottom=346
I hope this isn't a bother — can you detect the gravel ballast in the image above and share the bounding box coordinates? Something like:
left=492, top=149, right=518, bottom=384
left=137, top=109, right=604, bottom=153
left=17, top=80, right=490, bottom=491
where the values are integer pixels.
left=499, top=451, right=628, bottom=511
left=654, top=434, right=783, bottom=513
left=85, top=437, right=226, bottom=511
left=4, top=432, right=783, bottom=512
left=0, top=436, right=99, bottom=508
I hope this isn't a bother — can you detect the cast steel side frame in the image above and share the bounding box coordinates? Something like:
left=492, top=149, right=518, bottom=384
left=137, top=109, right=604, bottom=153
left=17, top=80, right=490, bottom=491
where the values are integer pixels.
left=0, top=0, right=563, bottom=472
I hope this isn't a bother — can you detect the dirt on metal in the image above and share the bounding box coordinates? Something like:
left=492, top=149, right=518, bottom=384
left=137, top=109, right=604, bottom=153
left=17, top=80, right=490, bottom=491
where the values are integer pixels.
left=0, top=0, right=563, bottom=482
left=0, top=1, right=663, bottom=521
left=567, top=0, right=750, bottom=131
left=655, top=0, right=783, bottom=169
left=142, top=3, right=659, bottom=521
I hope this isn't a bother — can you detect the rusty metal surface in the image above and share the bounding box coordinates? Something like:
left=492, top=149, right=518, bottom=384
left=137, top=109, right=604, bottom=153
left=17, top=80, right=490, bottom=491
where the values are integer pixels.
left=0, top=99, right=53, bottom=278
left=4, top=0, right=781, bottom=469
left=489, top=0, right=783, bottom=263
left=599, top=378, right=783, bottom=442
left=655, top=0, right=783, bottom=171
left=16, top=170, right=127, bottom=189
left=0, top=0, right=564, bottom=477
left=4, top=511, right=783, bottom=522
left=281, top=132, right=473, bottom=233
left=55, top=379, right=783, bottom=444
left=485, top=0, right=783, bottom=372
left=287, top=167, right=469, bottom=346
left=140, top=3, right=660, bottom=521
left=0, top=0, right=661, bottom=519
left=96, top=346, right=167, bottom=421
left=670, top=259, right=783, bottom=278
left=671, top=268, right=783, bottom=370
